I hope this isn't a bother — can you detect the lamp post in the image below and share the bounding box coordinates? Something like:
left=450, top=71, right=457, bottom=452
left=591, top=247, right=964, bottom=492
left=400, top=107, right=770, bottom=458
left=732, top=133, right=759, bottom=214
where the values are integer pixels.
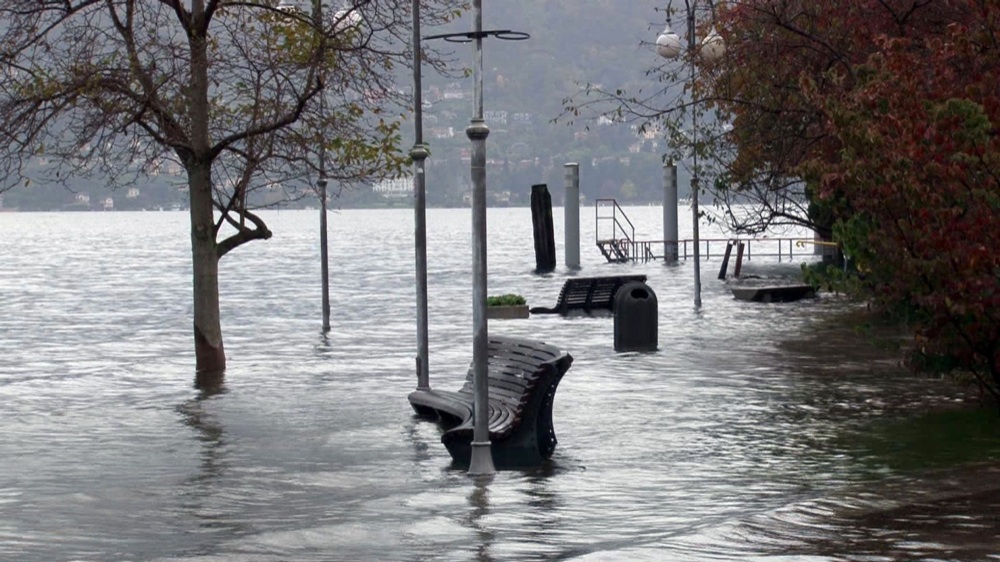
left=425, top=2, right=528, bottom=477
left=317, top=0, right=330, bottom=332
left=278, top=0, right=331, bottom=330
left=411, top=0, right=430, bottom=391
left=655, top=1, right=724, bottom=308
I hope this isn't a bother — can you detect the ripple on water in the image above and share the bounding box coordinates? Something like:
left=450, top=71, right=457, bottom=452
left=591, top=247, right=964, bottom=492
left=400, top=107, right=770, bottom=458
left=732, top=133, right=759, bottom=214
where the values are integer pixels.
left=0, top=209, right=994, bottom=562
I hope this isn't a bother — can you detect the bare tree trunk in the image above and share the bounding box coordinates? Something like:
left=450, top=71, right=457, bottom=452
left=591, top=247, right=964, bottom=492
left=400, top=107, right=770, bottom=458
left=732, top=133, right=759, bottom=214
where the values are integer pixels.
left=189, top=161, right=226, bottom=377
left=189, top=1, right=225, bottom=379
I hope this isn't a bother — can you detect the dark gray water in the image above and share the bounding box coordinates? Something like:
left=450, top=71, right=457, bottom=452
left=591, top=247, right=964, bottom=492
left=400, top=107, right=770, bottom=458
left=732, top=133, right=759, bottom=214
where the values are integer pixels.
left=2, top=207, right=998, bottom=561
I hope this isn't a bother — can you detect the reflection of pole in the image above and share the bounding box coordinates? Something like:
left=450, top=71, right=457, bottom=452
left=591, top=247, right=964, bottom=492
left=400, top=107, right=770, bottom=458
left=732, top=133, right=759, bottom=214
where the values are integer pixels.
left=687, top=5, right=702, bottom=308
left=466, top=0, right=494, bottom=477
left=411, top=0, right=430, bottom=390
left=315, top=0, right=331, bottom=331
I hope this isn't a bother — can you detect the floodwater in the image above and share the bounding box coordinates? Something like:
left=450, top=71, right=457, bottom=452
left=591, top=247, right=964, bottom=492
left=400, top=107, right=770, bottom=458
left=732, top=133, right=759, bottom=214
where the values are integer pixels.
left=1, top=206, right=998, bottom=561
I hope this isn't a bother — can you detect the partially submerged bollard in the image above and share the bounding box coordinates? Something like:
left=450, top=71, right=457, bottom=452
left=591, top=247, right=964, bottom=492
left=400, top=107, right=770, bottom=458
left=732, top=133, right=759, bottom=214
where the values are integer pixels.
left=531, top=183, right=556, bottom=273
left=613, top=281, right=658, bottom=352
left=564, top=164, right=581, bottom=269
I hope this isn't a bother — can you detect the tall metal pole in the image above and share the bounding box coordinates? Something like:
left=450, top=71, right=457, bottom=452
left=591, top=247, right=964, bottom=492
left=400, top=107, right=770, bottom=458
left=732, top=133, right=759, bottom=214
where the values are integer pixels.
left=319, top=179, right=330, bottom=331
left=315, top=0, right=331, bottom=331
left=466, top=0, right=495, bottom=477
left=411, top=0, right=430, bottom=390
left=687, top=3, right=702, bottom=308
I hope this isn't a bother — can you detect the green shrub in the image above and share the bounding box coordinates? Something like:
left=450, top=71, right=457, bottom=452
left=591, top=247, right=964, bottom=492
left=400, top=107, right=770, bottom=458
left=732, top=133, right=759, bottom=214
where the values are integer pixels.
left=487, top=293, right=526, bottom=306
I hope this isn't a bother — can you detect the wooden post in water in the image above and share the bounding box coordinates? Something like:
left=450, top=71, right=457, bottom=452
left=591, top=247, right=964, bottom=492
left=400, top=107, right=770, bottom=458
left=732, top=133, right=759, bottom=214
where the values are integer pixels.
left=718, top=241, right=733, bottom=280
left=734, top=242, right=745, bottom=278
left=531, top=184, right=556, bottom=273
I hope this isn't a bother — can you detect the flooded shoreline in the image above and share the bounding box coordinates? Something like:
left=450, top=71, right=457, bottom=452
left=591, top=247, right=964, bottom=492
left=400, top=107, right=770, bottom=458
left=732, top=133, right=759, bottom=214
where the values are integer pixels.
left=1, top=208, right=998, bottom=561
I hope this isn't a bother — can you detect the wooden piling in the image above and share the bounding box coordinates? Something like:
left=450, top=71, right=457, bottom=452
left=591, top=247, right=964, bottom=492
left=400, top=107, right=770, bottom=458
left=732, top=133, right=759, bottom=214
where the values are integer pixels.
left=734, top=242, right=745, bottom=278
left=718, top=241, right=734, bottom=280
left=531, top=184, right=556, bottom=273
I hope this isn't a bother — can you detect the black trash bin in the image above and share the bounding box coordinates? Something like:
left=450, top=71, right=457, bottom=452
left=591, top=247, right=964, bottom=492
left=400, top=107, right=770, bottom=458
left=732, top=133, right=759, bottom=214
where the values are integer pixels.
left=614, top=281, right=658, bottom=352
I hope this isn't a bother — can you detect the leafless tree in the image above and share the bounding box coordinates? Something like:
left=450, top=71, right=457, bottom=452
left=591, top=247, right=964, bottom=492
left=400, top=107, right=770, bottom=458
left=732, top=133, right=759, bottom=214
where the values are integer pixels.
left=0, top=0, right=463, bottom=381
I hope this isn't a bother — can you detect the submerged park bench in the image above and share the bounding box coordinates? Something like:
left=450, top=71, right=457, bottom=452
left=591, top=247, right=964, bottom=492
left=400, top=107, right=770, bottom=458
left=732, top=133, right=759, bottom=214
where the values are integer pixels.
left=408, top=336, right=574, bottom=468
left=529, top=274, right=648, bottom=315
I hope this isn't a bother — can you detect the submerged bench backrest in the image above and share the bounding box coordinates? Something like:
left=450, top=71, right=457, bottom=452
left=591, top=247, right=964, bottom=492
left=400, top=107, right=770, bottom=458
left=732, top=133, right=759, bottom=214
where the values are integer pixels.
left=458, top=336, right=567, bottom=409
left=555, top=274, right=647, bottom=312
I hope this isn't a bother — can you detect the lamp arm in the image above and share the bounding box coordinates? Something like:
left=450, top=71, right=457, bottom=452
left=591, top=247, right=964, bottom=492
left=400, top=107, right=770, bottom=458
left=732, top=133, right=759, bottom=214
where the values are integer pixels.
left=706, top=0, right=719, bottom=26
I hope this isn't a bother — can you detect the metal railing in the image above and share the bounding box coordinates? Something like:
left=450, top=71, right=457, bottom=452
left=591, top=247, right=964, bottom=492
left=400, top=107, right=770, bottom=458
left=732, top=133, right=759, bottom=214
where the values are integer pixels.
left=595, top=198, right=635, bottom=247
left=614, top=237, right=833, bottom=263
left=592, top=199, right=840, bottom=264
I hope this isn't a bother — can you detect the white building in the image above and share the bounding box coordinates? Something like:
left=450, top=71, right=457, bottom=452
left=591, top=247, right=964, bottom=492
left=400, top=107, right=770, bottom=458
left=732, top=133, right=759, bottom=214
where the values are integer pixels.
left=372, top=177, right=413, bottom=198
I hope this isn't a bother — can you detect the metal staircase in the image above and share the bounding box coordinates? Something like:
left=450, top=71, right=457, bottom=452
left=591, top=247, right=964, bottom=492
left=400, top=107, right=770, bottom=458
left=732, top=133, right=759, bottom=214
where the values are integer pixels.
left=595, top=199, right=634, bottom=263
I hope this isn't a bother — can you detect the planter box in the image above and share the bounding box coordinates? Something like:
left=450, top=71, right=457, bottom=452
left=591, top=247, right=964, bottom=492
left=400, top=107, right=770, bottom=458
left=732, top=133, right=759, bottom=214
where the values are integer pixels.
left=487, top=304, right=530, bottom=319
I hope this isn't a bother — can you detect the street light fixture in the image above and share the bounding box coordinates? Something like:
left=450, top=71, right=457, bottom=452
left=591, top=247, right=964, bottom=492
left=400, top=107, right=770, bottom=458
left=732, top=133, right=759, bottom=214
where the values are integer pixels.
left=277, top=0, right=333, bottom=329
left=411, top=0, right=430, bottom=392
left=424, top=1, right=528, bottom=477
left=656, top=1, right=724, bottom=309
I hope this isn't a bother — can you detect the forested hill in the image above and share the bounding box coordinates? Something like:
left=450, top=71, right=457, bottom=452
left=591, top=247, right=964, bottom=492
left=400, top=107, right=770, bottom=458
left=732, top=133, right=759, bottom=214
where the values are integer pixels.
left=388, top=0, right=681, bottom=208
left=2, top=1, right=677, bottom=211
left=465, top=0, right=662, bottom=118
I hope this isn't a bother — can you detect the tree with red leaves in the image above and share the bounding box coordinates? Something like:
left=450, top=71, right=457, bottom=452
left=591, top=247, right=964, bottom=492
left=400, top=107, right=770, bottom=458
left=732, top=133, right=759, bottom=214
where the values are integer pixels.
left=807, top=18, right=1000, bottom=399
left=705, top=0, right=1000, bottom=397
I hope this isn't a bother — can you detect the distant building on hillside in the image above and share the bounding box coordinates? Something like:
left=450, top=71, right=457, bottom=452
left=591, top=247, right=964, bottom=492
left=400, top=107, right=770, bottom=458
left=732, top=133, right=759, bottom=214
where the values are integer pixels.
left=372, top=177, right=412, bottom=198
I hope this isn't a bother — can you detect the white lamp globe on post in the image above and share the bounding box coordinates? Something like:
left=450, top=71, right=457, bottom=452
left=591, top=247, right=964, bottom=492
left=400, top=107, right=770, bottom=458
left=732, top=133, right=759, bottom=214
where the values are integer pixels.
left=656, top=22, right=683, bottom=59
left=701, top=26, right=726, bottom=60
left=654, top=2, right=725, bottom=309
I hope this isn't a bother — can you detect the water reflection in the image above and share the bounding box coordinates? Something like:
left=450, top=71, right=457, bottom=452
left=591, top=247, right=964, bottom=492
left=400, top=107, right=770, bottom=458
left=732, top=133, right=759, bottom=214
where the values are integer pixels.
left=314, top=330, right=335, bottom=356
left=194, top=369, right=226, bottom=394
left=465, top=481, right=494, bottom=562
left=174, top=382, right=247, bottom=545
left=2, top=209, right=998, bottom=561
left=177, top=383, right=228, bottom=483
left=405, top=419, right=434, bottom=465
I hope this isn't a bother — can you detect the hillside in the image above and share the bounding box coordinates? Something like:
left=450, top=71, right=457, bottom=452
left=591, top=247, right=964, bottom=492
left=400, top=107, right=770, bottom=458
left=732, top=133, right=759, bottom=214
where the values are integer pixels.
left=407, top=0, right=679, bottom=207
left=1, top=1, right=681, bottom=211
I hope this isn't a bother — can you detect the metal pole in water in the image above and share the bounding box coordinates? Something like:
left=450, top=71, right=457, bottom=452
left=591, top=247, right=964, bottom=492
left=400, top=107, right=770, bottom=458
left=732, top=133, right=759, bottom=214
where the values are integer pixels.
left=688, top=7, right=702, bottom=308
left=319, top=179, right=330, bottom=332
left=411, top=0, right=430, bottom=390
left=315, top=0, right=330, bottom=332
left=564, top=163, right=580, bottom=269
left=423, top=0, right=526, bottom=477
left=466, top=0, right=495, bottom=477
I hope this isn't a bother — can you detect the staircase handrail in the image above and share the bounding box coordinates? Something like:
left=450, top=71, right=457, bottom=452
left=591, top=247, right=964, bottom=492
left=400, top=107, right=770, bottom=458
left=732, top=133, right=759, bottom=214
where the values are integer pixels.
left=595, top=198, right=635, bottom=247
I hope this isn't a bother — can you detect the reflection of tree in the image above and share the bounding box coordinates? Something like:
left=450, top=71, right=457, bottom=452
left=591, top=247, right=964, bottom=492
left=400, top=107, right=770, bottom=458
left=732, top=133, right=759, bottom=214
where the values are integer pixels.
left=174, top=382, right=247, bottom=548
left=177, top=383, right=228, bottom=485
left=465, top=481, right=495, bottom=562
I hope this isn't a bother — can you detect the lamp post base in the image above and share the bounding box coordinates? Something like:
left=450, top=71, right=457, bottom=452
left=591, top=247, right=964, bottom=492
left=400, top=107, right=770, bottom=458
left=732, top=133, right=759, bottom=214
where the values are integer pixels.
left=467, top=441, right=496, bottom=476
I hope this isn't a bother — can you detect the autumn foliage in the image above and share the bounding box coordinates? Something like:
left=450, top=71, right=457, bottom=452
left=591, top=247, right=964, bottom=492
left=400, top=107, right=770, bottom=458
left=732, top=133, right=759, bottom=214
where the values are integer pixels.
left=705, top=1, right=1000, bottom=397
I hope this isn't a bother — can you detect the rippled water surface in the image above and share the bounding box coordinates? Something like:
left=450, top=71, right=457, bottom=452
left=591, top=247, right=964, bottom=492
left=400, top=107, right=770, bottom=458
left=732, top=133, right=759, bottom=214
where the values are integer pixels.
left=2, top=207, right=998, bottom=561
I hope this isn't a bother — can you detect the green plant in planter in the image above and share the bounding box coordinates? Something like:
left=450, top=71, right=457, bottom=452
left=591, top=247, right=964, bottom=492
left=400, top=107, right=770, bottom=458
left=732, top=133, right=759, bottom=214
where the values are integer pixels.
left=487, top=293, right=526, bottom=307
